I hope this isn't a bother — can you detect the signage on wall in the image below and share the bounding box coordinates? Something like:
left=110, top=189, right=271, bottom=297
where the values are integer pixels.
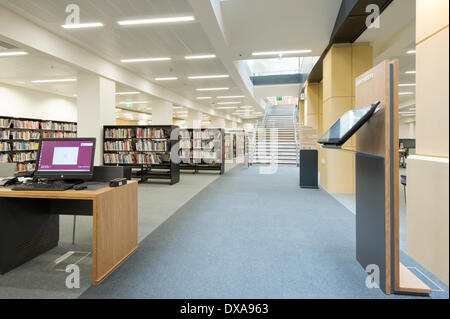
left=126, top=103, right=133, bottom=109
left=276, top=97, right=282, bottom=101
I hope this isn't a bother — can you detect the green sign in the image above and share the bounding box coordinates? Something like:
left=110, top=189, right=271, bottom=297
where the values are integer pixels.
left=276, top=97, right=282, bottom=101
left=126, top=103, right=133, bottom=109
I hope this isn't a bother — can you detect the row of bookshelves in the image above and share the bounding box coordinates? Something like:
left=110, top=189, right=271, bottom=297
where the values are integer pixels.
left=0, top=142, right=39, bottom=151
left=0, top=118, right=77, bottom=132
left=103, top=125, right=180, bottom=185
left=0, top=115, right=77, bottom=173
left=104, top=153, right=164, bottom=165
left=104, top=127, right=169, bottom=139
left=104, top=140, right=169, bottom=152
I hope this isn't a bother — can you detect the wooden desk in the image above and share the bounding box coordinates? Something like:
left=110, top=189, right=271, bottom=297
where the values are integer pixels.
left=0, top=181, right=138, bottom=285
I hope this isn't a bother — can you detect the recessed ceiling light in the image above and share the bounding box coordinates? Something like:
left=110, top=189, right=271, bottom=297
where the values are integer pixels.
left=0, top=51, right=28, bottom=57
left=118, top=16, right=194, bottom=26
left=118, top=101, right=151, bottom=105
left=31, top=78, right=77, bottom=83
left=155, top=77, right=178, bottom=81
left=216, top=106, right=238, bottom=110
left=217, top=101, right=241, bottom=105
left=196, top=97, right=212, bottom=100
left=121, top=57, right=171, bottom=63
left=399, top=83, right=416, bottom=87
left=188, top=75, right=229, bottom=79
left=173, top=106, right=185, bottom=109
left=252, top=49, right=312, bottom=56
left=399, top=92, right=414, bottom=95
left=407, top=50, right=416, bottom=54
left=185, top=54, right=216, bottom=60
left=196, top=88, right=229, bottom=91
left=405, top=71, right=416, bottom=74
left=62, top=22, right=104, bottom=29
left=240, top=106, right=254, bottom=109
left=217, top=95, right=245, bottom=99
left=115, top=91, right=140, bottom=95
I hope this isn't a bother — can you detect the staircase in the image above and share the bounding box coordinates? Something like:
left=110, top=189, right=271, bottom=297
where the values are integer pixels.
left=250, top=104, right=299, bottom=166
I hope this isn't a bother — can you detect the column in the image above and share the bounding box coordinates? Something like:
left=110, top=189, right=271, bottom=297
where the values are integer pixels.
left=298, top=98, right=305, bottom=126
left=77, top=73, right=115, bottom=165
left=320, top=43, right=373, bottom=194
left=151, top=99, right=173, bottom=125
left=305, top=83, right=320, bottom=129
left=407, top=0, right=449, bottom=285
left=185, top=110, right=202, bottom=128
left=211, top=117, right=226, bottom=128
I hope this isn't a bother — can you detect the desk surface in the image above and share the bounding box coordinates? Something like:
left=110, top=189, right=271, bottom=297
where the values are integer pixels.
left=0, top=180, right=137, bottom=200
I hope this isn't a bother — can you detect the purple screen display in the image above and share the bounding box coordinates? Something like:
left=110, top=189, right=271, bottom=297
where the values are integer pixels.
left=37, top=140, right=94, bottom=172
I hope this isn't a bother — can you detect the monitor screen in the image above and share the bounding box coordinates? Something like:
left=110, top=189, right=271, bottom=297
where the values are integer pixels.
left=37, top=139, right=95, bottom=173
left=318, top=101, right=380, bottom=146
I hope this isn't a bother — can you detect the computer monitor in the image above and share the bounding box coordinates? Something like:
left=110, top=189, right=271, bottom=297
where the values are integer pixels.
left=317, top=101, right=380, bottom=146
left=35, top=138, right=96, bottom=181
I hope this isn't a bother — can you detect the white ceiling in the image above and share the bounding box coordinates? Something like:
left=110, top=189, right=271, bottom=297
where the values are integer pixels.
left=0, top=0, right=345, bottom=121
left=0, top=0, right=254, bottom=116
left=221, top=0, right=342, bottom=58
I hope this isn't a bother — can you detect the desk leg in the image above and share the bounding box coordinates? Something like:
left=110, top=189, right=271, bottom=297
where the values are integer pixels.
left=0, top=198, right=58, bottom=274
left=92, top=183, right=138, bottom=285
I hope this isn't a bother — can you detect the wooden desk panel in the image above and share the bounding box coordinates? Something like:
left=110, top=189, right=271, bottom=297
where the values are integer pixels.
left=0, top=181, right=138, bottom=285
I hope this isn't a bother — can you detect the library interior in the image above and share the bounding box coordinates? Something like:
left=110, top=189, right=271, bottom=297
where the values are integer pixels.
left=0, top=0, right=448, bottom=300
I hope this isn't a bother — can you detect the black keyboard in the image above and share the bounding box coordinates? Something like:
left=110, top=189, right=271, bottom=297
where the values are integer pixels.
left=12, top=183, right=75, bottom=191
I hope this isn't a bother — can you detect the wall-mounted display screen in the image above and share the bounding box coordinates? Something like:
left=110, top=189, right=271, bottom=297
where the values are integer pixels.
left=318, top=101, right=380, bottom=146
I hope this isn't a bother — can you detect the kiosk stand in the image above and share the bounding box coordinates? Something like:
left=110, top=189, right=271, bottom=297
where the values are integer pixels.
left=323, top=60, right=431, bottom=295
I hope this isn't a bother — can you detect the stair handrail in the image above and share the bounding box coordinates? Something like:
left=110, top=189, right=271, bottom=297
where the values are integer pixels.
left=293, top=104, right=300, bottom=167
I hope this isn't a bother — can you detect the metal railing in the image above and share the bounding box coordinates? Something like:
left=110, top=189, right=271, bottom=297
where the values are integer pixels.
left=293, top=105, right=300, bottom=167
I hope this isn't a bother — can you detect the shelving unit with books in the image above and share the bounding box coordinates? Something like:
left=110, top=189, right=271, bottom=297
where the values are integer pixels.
left=0, top=116, right=77, bottom=175
left=103, top=125, right=180, bottom=185
left=226, top=129, right=246, bottom=158
left=178, top=128, right=225, bottom=174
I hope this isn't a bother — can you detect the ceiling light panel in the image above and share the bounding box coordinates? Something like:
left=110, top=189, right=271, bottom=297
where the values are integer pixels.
left=252, top=49, right=312, bottom=56
left=188, top=75, right=229, bottom=79
left=115, top=92, right=140, bottom=95
left=118, top=16, right=195, bottom=26
left=217, top=95, right=245, bottom=99
left=0, top=51, right=28, bottom=57
left=62, top=22, right=104, bottom=29
left=217, top=102, right=241, bottom=105
left=121, top=57, right=171, bottom=63
left=185, top=54, right=216, bottom=60
left=155, top=77, right=178, bottom=81
left=196, top=88, right=229, bottom=91
left=31, top=78, right=77, bottom=83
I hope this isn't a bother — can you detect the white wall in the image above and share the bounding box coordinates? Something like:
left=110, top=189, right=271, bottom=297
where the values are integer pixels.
left=399, top=118, right=416, bottom=139
left=0, top=83, right=77, bottom=122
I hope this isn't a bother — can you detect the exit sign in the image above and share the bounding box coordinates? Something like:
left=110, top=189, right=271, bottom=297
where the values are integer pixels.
left=126, top=103, right=133, bottom=109
left=276, top=97, right=282, bottom=101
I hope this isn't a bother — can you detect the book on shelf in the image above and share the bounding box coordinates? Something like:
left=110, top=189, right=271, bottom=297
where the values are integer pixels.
left=0, top=142, right=11, bottom=152
left=0, top=116, right=77, bottom=172
left=135, top=140, right=168, bottom=152
left=12, top=141, right=39, bottom=151
left=104, top=152, right=163, bottom=165
left=104, top=140, right=133, bottom=151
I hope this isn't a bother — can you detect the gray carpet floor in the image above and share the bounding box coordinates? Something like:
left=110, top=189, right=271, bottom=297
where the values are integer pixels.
left=80, top=166, right=448, bottom=299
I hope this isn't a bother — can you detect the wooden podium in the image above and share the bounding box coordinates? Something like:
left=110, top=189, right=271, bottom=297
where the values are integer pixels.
left=325, top=60, right=431, bottom=295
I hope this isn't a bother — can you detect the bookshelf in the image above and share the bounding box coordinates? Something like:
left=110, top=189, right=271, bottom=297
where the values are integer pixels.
left=226, top=129, right=246, bottom=158
left=224, top=133, right=233, bottom=161
left=179, top=128, right=225, bottom=174
left=0, top=116, right=77, bottom=175
left=103, top=125, right=180, bottom=185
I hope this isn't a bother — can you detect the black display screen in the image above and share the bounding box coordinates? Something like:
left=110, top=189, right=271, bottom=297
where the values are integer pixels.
left=318, top=101, right=380, bottom=146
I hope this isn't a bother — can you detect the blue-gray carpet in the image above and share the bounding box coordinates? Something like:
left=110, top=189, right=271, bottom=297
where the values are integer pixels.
left=80, top=166, right=448, bottom=299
